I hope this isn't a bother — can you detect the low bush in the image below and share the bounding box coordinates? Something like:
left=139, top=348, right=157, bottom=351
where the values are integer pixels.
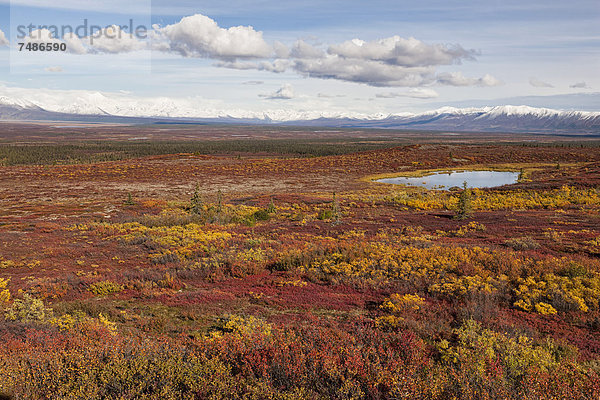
left=88, top=280, right=123, bottom=296
left=504, top=236, right=540, bottom=251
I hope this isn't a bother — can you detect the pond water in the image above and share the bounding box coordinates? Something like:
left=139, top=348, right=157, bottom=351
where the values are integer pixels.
left=375, top=170, right=519, bottom=190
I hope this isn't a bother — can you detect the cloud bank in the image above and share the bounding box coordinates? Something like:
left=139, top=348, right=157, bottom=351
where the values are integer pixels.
left=6, top=13, right=502, bottom=89
left=150, top=14, right=499, bottom=88
left=328, top=36, right=476, bottom=68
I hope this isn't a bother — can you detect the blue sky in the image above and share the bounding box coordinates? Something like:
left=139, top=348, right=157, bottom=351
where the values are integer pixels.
left=0, top=0, right=598, bottom=117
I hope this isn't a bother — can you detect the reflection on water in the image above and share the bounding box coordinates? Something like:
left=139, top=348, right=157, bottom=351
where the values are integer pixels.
left=375, top=170, right=519, bottom=190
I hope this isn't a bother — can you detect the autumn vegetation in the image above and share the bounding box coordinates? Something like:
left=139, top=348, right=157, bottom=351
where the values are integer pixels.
left=0, top=128, right=600, bottom=399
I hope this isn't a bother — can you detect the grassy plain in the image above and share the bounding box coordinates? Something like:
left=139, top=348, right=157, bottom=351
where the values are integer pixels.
left=1, top=123, right=600, bottom=399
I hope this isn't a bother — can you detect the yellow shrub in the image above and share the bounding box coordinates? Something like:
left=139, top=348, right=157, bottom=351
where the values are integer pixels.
left=454, top=221, right=486, bottom=237
left=50, top=313, right=78, bottom=331
left=513, top=272, right=599, bottom=313
left=387, top=185, right=599, bottom=211
left=88, top=280, right=123, bottom=296
left=210, top=314, right=272, bottom=339
left=381, top=293, right=425, bottom=312
left=439, top=319, right=564, bottom=381
left=534, top=302, right=557, bottom=315
left=4, top=294, right=52, bottom=322
left=375, top=315, right=404, bottom=329
left=429, top=275, right=505, bottom=298
left=276, top=279, right=308, bottom=287
left=98, top=313, right=117, bottom=334
left=0, top=260, right=16, bottom=269
left=0, top=278, right=10, bottom=304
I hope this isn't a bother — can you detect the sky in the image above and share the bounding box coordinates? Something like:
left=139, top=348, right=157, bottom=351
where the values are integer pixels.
left=0, top=0, right=598, bottom=118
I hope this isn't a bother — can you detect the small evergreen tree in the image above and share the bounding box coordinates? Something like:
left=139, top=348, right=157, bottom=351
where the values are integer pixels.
left=216, top=189, right=223, bottom=214
left=332, top=192, right=341, bottom=225
left=190, top=184, right=203, bottom=215
left=266, top=198, right=276, bottom=214
left=124, top=192, right=135, bottom=206
left=455, top=181, right=472, bottom=220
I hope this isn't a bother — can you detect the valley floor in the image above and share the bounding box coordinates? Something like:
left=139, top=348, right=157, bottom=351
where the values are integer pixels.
left=1, top=133, right=600, bottom=399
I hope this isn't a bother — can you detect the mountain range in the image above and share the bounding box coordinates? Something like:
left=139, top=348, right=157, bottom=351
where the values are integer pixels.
left=1, top=95, right=599, bottom=134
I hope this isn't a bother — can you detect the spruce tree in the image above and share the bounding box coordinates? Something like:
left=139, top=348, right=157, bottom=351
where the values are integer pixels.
left=455, top=181, right=472, bottom=220
left=190, top=184, right=203, bottom=215
left=332, top=192, right=341, bottom=225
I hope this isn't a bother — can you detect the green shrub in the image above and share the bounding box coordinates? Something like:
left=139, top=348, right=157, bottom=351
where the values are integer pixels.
left=317, top=209, right=334, bottom=220
left=557, top=262, right=589, bottom=278
left=252, top=209, right=271, bottom=221
left=438, top=319, right=576, bottom=388
left=504, top=236, right=540, bottom=251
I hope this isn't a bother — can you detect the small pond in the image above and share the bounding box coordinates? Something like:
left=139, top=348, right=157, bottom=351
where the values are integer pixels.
left=375, top=170, right=519, bottom=190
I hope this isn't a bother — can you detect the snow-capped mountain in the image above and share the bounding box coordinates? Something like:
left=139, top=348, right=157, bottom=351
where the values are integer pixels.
left=331, top=105, right=600, bottom=133
left=0, top=94, right=599, bottom=133
left=279, top=105, right=600, bottom=133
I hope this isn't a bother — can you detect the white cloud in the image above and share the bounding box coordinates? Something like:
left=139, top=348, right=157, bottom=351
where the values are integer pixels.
left=478, top=74, right=502, bottom=87
left=529, top=77, right=554, bottom=88
left=259, top=83, right=294, bottom=100
left=436, top=72, right=502, bottom=87
left=291, top=40, right=326, bottom=59
left=23, top=29, right=63, bottom=45
left=570, top=81, right=590, bottom=89
left=376, top=88, right=439, bottom=99
left=293, top=56, right=435, bottom=87
left=156, top=14, right=272, bottom=59
left=0, top=29, right=8, bottom=46
left=85, top=25, right=144, bottom=54
left=242, top=80, right=264, bottom=85
left=328, top=36, right=477, bottom=67
left=273, top=41, right=290, bottom=58
left=62, top=33, right=88, bottom=54
left=44, top=66, right=63, bottom=72
left=257, top=59, right=290, bottom=73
